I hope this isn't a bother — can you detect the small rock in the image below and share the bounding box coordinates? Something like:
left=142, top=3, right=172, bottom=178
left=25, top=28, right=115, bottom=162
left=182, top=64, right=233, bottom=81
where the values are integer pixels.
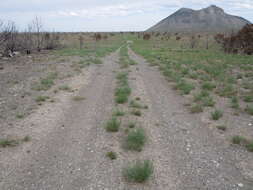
left=238, top=183, right=244, bottom=187
left=13, top=51, right=20, bottom=56
left=248, top=123, right=252, bottom=126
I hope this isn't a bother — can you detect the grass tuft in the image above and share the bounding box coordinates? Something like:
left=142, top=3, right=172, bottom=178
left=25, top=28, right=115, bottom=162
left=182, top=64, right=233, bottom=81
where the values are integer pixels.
left=0, top=139, right=19, bottom=148
left=128, top=121, right=136, bottom=128
left=123, top=160, right=153, bottom=183
left=72, top=96, right=86, bottom=101
left=190, top=104, right=203, bottom=113
left=124, top=128, right=146, bottom=151
left=35, top=96, right=50, bottom=103
left=232, top=135, right=247, bottom=145
left=245, top=104, right=253, bottom=115
left=22, top=135, right=31, bottom=142
left=16, top=113, right=25, bottom=119
left=106, top=151, right=117, bottom=160
left=216, top=125, right=227, bottom=131
left=211, top=109, right=223, bottom=120
left=175, top=80, right=195, bottom=95
left=131, top=109, right=142, bottom=116
left=105, top=117, right=120, bottom=132
left=113, top=109, right=125, bottom=117
left=58, top=85, right=72, bottom=92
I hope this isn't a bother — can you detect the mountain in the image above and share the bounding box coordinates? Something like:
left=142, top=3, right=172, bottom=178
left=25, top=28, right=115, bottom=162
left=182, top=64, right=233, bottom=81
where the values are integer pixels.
left=147, top=5, right=251, bottom=33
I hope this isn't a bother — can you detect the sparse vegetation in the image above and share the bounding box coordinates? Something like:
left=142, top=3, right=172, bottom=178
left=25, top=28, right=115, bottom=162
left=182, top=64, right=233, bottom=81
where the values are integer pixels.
left=131, top=32, right=253, bottom=122
left=128, top=121, right=136, bottom=128
left=245, top=105, right=253, bottom=115
left=231, top=135, right=253, bottom=152
left=58, top=85, right=72, bottom=92
left=190, top=104, right=203, bottom=113
left=231, top=96, right=239, bottom=109
left=131, top=109, right=142, bottom=116
left=216, top=125, right=227, bottom=131
left=175, top=80, right=195, bottom=95
left=72, top=96, right=86, bottom=101
left=115, top=72, right=131, bottom=104
left=32, top=72, right=58, bottom=91
left=35, top=96, right=50, bottom=103
left=129, top=100, right=144, bottom=109
left=201, top=82, right=216, bottom=91
left=113, top=109, right=125, bottom=117
left=16, top=113, right=25, bottom=119
left=22, top=135, right=31, bottom=142
left=0, top=136, right=31, bottom=148
left=0, top=138, right=19, bottom=148
left=232, top=135, right=247, bottom=145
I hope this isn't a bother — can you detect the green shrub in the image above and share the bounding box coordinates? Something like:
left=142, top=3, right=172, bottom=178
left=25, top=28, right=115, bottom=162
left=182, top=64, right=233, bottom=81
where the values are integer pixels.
left=35, top=96, right=50, bottom=103
left=128, top=121, right=136, bottom=128
left=245, top=105, right=253, bottom=115
left=16, top=113, right=25, bottom=119
left=0, top=139, right=19, bottom=148
left=72, top=96, right=86, bottom=101
left=202, top=96, right=215, bottom=107
left=232, top=135, right=246, bottom=145
left=113, top=109, right=125, bottom=117
left=201, top=82, right=216, bottom=91
left=115, top=86, right=131, bottom=104
left=231, top=96, right=239, bottom=109
left=124, top=128, right=146, bottom=151
left=59, top=85, right=71, bottom=91
left=131, top=109, right=142, bottom=116
left=211, top=109, right=223, bottom=120
left=106, top=117, right=120, bottom=132
left=123, top=160, right=153, bottom=183
left=217, top=84, right=237, bottom=98
left=175, top=80, right=195, bottom=95
left=245, top=142, right=253, bottom=152
left=193, top=90, right=209, bottom=102
left=216, top=125, right=227, bottom=131
left=32, top=72, right=58, bottom=91
left=190, top=104, right=203, bottom=113
left=243, top=95, right=253, bottom=103
left=106, top=151, right=117, bottom=160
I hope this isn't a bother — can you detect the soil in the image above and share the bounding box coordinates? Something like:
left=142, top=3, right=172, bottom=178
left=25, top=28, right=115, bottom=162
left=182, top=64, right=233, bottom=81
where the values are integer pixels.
left=0, top=48, right=252, bottom=190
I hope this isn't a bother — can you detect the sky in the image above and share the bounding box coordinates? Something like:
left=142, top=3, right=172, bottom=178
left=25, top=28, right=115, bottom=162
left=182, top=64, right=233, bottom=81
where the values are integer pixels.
left=1, top=0, right=253, bottom=32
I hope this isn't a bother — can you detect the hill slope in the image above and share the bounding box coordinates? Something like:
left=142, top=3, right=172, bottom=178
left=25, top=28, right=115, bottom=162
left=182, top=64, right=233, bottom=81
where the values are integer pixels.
left=147, top=5, right=251, bottom=33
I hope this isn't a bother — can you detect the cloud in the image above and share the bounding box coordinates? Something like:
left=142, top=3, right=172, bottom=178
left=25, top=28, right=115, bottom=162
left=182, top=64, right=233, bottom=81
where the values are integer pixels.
left=0, top=0, right=252, bottom=31
left=56, top=1, right=180, bottom=19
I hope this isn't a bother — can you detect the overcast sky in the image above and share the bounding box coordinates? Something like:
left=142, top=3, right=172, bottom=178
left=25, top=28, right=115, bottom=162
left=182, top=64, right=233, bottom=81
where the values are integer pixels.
left=1, top=0, right=253, bottom=32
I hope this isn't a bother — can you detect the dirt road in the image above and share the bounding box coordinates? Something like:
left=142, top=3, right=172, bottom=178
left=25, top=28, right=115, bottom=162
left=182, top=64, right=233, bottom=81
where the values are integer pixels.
left=0, top=48, right=252, bottom=190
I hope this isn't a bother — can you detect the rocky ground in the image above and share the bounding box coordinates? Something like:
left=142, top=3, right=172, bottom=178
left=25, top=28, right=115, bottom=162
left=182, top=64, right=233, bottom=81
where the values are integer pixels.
left=0, top=48, right=252, bottom=190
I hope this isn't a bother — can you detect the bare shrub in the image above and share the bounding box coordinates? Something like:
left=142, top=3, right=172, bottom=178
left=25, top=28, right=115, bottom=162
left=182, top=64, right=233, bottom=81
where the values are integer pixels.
left=21, top=24, right=34, bottom=54
left=32, top=16, right=44, bottom=52
left=78, top=35, right=84, bottom=49
left=1, top=21, right=19, bottom=56
left=44, top=32, right=60, bottom=50
left=143, top=33, right=151, bottom=40
left=94, top=33, right=102, bottom=41
left=190, top=35, right=197, bottom=49
left=215, top=24, right=253, bottom=55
